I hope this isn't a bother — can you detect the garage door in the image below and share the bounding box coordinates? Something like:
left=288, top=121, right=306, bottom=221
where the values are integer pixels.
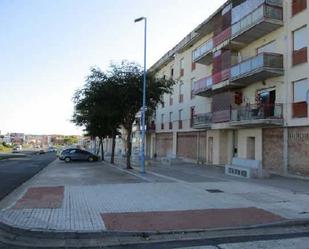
left=177, top=132, right=198, bottom=159
left=156, top=133, right=173, bottom=157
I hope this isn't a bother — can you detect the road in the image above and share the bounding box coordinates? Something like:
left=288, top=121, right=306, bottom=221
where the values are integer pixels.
left=0, top=152, right=56, bottom=201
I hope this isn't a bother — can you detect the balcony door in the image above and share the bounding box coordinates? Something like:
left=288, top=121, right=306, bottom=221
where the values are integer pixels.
left=257, top=89, right=276, bottom=117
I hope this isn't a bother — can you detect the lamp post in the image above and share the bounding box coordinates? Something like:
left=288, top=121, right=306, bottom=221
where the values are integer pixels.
left=135, top=16, right=147, bottom=174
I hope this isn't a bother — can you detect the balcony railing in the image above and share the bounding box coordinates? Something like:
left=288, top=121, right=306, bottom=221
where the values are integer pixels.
left=193, top=75, right=213, bottom=96
left=192, top=113, right=212, bottom=129
left=213, top=27, right=231, bottom=47
left=231, top=3, right=283, bottom=44
left=213, top=68, right=231, bottom=85
left=192, top=38, right=214, bottom=64
left=231, top=103, right=283, bottom=126
left=230, top=53, right=284, bottom=84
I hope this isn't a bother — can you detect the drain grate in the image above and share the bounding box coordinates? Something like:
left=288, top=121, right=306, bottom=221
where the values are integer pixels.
left=206, top=189, right=224, bottom=193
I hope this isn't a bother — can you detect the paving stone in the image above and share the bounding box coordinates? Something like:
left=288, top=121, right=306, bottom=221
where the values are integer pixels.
left=1, top=160, right=309, bottom=233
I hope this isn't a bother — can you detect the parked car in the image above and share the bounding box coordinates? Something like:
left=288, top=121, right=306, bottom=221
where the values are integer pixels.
left=47, top=147, right=57, bottom=153
left=59, top=149, right=99, bottom=163
left=12, top=145, right=22, bottom=153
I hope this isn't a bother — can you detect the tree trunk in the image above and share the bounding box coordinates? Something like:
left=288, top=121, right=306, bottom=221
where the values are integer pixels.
left=126, top=130, right=133, bottom=169
left=110, top=134, right=116, bottom=164
left=100, top=137, right=104, bottom=161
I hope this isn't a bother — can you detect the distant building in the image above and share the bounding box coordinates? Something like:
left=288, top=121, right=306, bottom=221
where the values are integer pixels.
left=10, top=133, right=25, bottom=145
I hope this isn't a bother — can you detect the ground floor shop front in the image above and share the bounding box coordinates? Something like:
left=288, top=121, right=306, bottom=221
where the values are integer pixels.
left=149, top=126, right=309, bottom=177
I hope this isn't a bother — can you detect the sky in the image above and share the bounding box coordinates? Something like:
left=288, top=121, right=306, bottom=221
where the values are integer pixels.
left=0, top=0, right=225, bottom=135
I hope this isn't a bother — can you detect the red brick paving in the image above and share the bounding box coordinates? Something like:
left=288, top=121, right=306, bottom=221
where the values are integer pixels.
left=101, top=208, right=285, bottom=232
left=13, top=186, right=64, bottom=209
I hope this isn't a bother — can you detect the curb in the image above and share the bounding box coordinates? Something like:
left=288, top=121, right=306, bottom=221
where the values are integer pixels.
left=1, top=218, right=309, bottom=248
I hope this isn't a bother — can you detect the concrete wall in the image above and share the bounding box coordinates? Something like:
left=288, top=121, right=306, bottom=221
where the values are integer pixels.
left=237, top=128, right=262, bottom=161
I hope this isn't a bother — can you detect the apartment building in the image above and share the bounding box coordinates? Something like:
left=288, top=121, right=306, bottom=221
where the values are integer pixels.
left=148, top=0, right=309, bottom=177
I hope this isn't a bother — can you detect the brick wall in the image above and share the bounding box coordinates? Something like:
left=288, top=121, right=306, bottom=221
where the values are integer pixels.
left=288, top=127, right=309, bottom=176
left=177, top=132, right=198, bottom=160
left=156, top=133, right=173, bottom=157
left=263, top=128, right=284, bottom=175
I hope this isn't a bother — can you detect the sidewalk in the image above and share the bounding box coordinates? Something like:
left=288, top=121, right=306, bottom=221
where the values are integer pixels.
left=0, top=158, right=309, bottom=234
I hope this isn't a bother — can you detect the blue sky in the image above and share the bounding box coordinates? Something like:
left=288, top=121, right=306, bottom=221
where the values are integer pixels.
left=0, top=0, right=225, bottom=135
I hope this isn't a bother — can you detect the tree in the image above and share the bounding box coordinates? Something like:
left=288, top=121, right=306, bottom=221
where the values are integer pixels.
left=72, top=68, right=122, bottom=163
left=108, top=61, right=175, bottom=169
left=63, top=136, right=78, bottom=145
left=72, top=61, right=175, bottom=169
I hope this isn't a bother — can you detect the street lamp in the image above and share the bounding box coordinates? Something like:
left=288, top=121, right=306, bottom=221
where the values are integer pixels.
left=135, top=16, right=147, bottom=174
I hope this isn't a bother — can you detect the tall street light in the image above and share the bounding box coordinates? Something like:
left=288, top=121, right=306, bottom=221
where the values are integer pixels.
left=135, top=16, right=147, bottom=174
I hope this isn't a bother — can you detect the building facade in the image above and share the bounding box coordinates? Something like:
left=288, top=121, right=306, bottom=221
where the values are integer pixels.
left=149, top=0, right=309, bottom=177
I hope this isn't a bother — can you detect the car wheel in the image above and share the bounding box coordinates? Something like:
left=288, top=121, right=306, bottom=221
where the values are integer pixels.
left=64, top=157, right=71, bottom=163
left=88, top=156, right=94, bottom=162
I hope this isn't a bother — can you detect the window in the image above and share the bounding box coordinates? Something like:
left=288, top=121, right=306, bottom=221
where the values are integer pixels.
left=169, top=94, right=173, bottom=106
left=179, top=82, right=184, bottom=103
left=161, top=114, right=165, bottom=129
left=170, top=67, right=174, bottom=79
left=190, top=107, right=195, bottom=127
left=293, top=26, right=308, bottom=65
left=178, top=109, right=183, bottom=129
left=293, top=78, right=309, bottom=118
left=294, top=78, right=309, bottom=102
left=180, top=58, right=184, bottom=77
left=257, top=40, right=276, bottom=54
left=169, top=112, right=173, bottom=130
left=190, top=78, right=195, bottom=99
left=161, top=96, right=165, bottom=108
left=294, top=26, right=307, bottom=51
left=191, top=52, right=196, bottom=71
left=292, top=0, right=307, bottom=16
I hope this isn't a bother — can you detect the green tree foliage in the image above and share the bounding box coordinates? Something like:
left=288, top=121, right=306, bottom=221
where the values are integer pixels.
left=73, top=68, right=122, bottom=162
left=63, top=136, right=79, bottom=145
left=108, top=61, right=175, bottom=168
left=72, top=61, right=175, bottom=168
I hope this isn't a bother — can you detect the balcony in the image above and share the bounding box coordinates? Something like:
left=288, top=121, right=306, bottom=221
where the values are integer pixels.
left=193, top=75, right=213, bottom=97
left=231, top=2, right=283, bottom=45
left=213, top=27, right=231, bottom=49
left=212, top=110, right=231, bottom=123
left=230, top=53, right=284, bottom=85
left=192, top=113, right=212, bottom=129
left=230, top=103, right=283, bottom=127
left=192, top=38, right=214, bottom=65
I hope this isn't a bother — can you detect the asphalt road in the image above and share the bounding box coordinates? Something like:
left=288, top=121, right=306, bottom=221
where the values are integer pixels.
left=0, top=152, right=56, bottom=201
